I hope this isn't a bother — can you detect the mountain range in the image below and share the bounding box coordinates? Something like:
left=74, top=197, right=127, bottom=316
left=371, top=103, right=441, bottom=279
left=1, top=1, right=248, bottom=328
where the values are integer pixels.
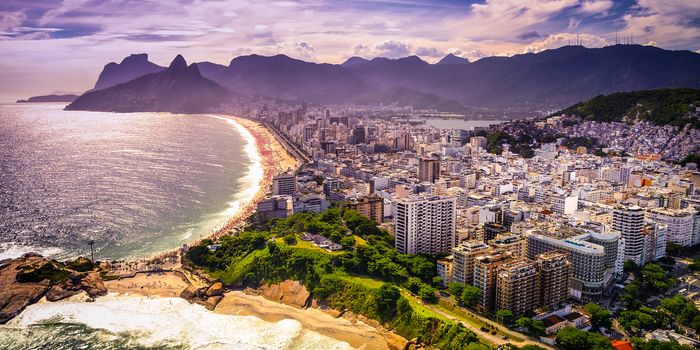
left=66, top=55, right=230, bottom=113
left=69, top=45, right=700, bottom=114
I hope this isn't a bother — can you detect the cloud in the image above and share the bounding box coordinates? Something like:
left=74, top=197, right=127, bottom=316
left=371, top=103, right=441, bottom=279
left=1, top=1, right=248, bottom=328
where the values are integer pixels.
left=353, top=40, right=411, bottom=58
left=39, top=0, right=90, bottom=26
left=1, top=0, right=700, bottom=99
left=447, top=47, right=491, bottom=61
left=0, top=11, right=25, bottom=32
left=272, top=41, right=315, bottom=59
left=524, top=32, right=609, bottom=52
left=375, top=40, right=411, bottom=58
left=644, top=41, right=657, bottom=46
left=577, top=0, right=614, bottom=16
left=465, top=0, right=581, bottom=40
left=517, top=31, right=543, bottom=40
left=568, top=18, right=582, bottom=29
left=415, top=46, right=444, bottom=57
left=621, top=0, right=700, bottom=48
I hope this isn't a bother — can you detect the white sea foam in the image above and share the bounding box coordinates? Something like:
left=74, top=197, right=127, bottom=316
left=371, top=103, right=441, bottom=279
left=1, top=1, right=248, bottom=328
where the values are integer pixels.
left=8, top=294, right=353, bottom=350
left=0, top=243, right=64, bottom=260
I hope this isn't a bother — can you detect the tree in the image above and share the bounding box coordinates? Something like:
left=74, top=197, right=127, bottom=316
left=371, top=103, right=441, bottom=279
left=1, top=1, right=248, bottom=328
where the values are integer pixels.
left=460, top=285, right=481, bottom=308
left=496, top=309, right=515, bottom=325
left=340, top=236, right=355, bottom=249
left=283, top=234, right=297, bottom=245
left=584, top=303, right=612, bottom=329
left=619, top=310, right=658, bottom=334
left=373, top=283, right=401, bottom=321
left=406, top=277, right=423, bottom=294
left=555, top=327, right=613, bottom=350
left=623, top=260, right=638, bottom=273
left=447, top=282, right=465, bottom=298
left=419, top=284, right=438, bottom=304
left=516, top=317, right=545, bottom=336
left=432, top=276, right=444, bottom=286
left=632, top=338, right=696, bottom=350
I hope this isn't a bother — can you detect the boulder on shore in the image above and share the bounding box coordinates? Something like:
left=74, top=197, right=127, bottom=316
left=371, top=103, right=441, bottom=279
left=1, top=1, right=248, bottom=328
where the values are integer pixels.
left=258, top=280, right=311, bottom=309
left=205, top=282, right=224, bottom=297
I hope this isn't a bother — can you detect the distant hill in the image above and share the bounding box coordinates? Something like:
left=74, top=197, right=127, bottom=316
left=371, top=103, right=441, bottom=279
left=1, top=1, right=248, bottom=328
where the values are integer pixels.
left=83, top=45, right=700, bottom=113
left=437, top=54, right=469, bottom=65
left=217, top=45, right=700, bottom=111
left=341, top=56, right=370, bottom=67
left=17, top=94, right=79, bottom=103
left=92, top=53, right=164, bottom=91
left=558, top=88, right=700, bottom=128
left=67, top=55, right=230, bottom=113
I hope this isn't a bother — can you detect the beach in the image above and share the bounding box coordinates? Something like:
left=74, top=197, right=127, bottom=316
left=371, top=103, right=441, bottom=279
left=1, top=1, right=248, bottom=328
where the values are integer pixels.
left=204, top=115, right=300, bottom=241
left=104, top=272, right=404, bottom=350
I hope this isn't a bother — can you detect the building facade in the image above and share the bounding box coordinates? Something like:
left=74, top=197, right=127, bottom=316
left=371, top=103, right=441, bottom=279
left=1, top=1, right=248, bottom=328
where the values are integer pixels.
left=452, top=241, right=491, bottom=285
left=535, top=252, right=572, bottom=308
left=526, top=231, right=606, bottom=301
left=418, top=157, right=441, bottom=183
left=347, top=194, right=384, bottom=224
left=273, top=172, right=297, bottom=196
left=612, top=204, right=645, bottom=265
left=496, top=259, right=540, bottom=316
left=394, top=195, right=457, bottom=254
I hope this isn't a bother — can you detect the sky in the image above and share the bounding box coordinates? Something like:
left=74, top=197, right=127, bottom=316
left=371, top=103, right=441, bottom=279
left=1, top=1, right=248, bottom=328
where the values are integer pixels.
left=1, top=0, right=699, bottom=99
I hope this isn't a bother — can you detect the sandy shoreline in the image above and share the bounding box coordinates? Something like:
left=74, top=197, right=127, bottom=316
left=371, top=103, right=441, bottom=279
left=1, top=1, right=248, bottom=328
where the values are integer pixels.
left=144, top=115, right=300, bottom=263
left=215, top=291, right=400, bottom=350
left=205, top=115, right=300, bottom=241
left=105, top=272, right=403, bottom=350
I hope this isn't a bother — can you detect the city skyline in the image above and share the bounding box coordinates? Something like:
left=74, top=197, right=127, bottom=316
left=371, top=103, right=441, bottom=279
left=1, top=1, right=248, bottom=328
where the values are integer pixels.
left=1, top=0, right=700, bottom=99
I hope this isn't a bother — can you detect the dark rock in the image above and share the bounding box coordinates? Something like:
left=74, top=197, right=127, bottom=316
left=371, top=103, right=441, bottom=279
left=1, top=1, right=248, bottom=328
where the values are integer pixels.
left=205, top=282, right=224, bottom=297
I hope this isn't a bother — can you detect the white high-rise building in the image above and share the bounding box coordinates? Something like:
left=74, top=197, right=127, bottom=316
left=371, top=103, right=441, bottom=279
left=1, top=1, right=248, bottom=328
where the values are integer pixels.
left=394, top=195, right=457, bottom=254
left=647, top=208, right=698, bottom=247
left=642, top=222, right=667, bottom=264
left=612, top=204, right=645, bottom=265
left=551, top=194, right=578, bottom=215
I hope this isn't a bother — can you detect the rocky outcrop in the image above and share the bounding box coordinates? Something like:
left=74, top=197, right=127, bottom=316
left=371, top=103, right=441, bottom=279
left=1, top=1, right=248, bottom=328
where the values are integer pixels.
left=0, top=255, right=48, bottom=322
left=80, top=272, right=108, bottom=298
left=180, top=282, right=225, bottom=310
left=258, top=280, right=311, bottom=309
left=0, top=254, right=106, bottom=324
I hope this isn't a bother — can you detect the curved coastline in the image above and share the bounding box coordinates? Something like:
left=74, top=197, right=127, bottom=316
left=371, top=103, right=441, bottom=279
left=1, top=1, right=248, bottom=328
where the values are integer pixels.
left=146, top=114, right=299, bottom=260
left=202, top=115, right=299, bottom=240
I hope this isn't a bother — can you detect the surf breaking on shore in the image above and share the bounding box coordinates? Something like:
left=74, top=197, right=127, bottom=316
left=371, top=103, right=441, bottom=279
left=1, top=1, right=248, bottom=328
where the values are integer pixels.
left=2, top=292, right=353, bottom=350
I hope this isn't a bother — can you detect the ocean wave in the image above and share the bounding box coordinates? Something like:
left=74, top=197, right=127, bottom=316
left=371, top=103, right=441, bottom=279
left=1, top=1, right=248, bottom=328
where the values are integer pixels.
left=0, top=243, right=65, bottom=260
left=2, top=294, right=353, bottom=350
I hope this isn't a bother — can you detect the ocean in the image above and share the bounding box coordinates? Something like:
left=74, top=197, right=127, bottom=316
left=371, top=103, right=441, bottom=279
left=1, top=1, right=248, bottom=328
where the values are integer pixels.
left=0, top=103, right=260, bottom=261
left=0, top=103, right=352, bottom=349
left=0, top=294, right=352, bottom=349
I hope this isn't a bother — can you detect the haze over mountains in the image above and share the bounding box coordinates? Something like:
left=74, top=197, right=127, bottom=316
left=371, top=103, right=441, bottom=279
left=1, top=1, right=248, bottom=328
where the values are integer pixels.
left=69, top=45, right=700, bottom=115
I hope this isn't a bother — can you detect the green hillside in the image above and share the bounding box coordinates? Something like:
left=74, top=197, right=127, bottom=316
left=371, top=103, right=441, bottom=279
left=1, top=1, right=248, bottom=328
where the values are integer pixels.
left=559, top=88, right=700, bottom=128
